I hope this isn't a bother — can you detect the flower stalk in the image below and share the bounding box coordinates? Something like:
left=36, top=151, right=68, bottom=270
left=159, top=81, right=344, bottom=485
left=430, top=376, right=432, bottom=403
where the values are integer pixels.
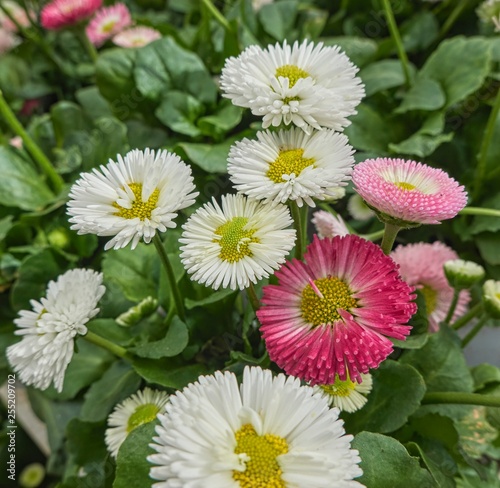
left=451, top=302, right=483, bottom=330
left=380, top=222, right=401, bottom=255
left=461, top=314, right=489, bottom=348
left=291, top=201, right=305, bottom=259
left=443, top=289, right=460, bottom=324
left=200, top=0, right=232, bottom=32
left=247, top=282, right=261, bottom=313
left=84, top=331, right=128, bottom=359
left=459, top=206, right=500, bottom=218
left=422, top=391, right=500, bottom=408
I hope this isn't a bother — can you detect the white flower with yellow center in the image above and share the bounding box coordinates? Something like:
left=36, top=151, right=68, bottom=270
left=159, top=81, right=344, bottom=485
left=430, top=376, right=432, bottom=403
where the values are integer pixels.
left=314, top=373, right=373, bottom=413
left=483, top=280, right=500, bottom=319
left=228, top=128, right=354, bottom=207
left=148, top=367, right=364, bottom=487
left=179, top=194, right=296, bottom=290
left=7, top=269, right=105, bottom=392
left=220, top=40, right=365, bottom=133
left=105, top=387, right=169, bottom=458
left=67, top=148, right=198, bottom=250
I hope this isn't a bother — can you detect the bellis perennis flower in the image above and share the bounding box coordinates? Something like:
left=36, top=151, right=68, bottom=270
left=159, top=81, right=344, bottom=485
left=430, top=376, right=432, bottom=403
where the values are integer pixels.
left=228, top=128, right=354, bottom=207
left=257, top=235, right=416, bottom=385
left=148, top=366, right=364, bottom=487
left=41, top=0, right=102, bottom=30
left=112, top=26, right=161, bottom=48
left=352, top=158, right=467, bottom=227
left=7, top=269, right=105, bottom=392
left=312, top=210, right=350, bottom=238
left=67, top=148, right=198, bottom=251
left=220, top=40, right=364, bottom=133
left=86, top=3, right=132, bottom=47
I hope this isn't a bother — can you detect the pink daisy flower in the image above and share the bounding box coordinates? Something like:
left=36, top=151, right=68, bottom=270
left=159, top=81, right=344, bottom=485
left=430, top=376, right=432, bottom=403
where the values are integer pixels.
left=86, top=3, right=132, bottom=47
left=311, top=210, right=350, bottom=238
left=112, top=26, right=161, bottom=48
left=41, top=0, right=102, bottom=30
left=257, top=234, right=416, bottom=384
left=0, top=27, right=19, bottom=54
left=352, top=158, right=467, bottom=226
left=0, top=1, right=33, bottom=32
left=391, top=241, right=470, bottom=332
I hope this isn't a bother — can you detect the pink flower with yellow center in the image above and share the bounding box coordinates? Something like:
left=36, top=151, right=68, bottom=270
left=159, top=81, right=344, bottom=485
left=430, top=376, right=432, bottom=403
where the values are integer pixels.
left=41, top=0, right=102, bottom=30
left=112, top=26, right=161, bottom=48
left=312, top=210, right=350, bottom=238
left=86, top=3, right=132, bottom=47
left=391, top=241, right=470, bottom=332
left=257, top=234, right=416, bottom=385
left=352, top=158, right=467, bottom=227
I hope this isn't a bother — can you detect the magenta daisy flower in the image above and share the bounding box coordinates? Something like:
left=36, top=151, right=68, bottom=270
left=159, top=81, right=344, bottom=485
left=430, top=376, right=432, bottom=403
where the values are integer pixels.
left=112, top=26, right=161, bottom=48
left=86, top=3, right=132, bottom=47
left=352, top=158, right=467, bottom=227
left=257, top=234, right=416, bottom=384
left=41, top=0, right=102, bottom=30
left=391, top=241, right=470, bottom=332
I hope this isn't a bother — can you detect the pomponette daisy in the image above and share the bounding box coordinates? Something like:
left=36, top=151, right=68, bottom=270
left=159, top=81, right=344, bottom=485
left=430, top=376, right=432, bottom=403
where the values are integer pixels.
left=112, top=26, right=161, bottom=48
left=179, top=193, right=296, bottom=290
left=105, top=387, right=169, bottom=458
left=220, top=40, right=365, bottom=133
left=148, top=366, right=364, bottom=487
left=7, top=269, right=105, bottom=392
left=86, top=3, right=132, bottom=47
left=352, top=158, right=467, bottom=227
left=228, top=128, right=354, bottom=207
left=391, top=242, right=470, bottom=332
left=41, top=0, right=102, bottom=30
left=314, top=373, right=373, bottom=413
left=67, top=148, right=198, bottom=250
left=312, top=210, right=350, bottom=239
left=257, top=234, right=416, bottom=385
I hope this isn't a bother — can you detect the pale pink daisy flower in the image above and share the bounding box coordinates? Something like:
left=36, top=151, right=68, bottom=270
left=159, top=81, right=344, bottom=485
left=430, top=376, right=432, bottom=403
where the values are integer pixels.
left=0, top=1, right=33, bottom=32
left=41, top=0, right=102, bottom=30
left=391, top=241, right=470, bottom=332
left=352, top=158, right=467, bottom=226
left=112, top=26, right=161, bottom=48
left=312, top=210, right=350, bottom=238
left=86, top=3, right=132, bottom=47
left=0, top=27, right=19, bottom=54
left=9, top=136, right=23, bottom=149
left=257, top=234, right=416, bottom=385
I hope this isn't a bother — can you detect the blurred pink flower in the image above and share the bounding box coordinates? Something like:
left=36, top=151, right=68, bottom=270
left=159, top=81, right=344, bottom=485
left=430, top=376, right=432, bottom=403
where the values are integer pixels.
left=41, top=0, right=102, bottom=30
left=391, top=241, right=470, bottom=332
left=311, top=210, right=349, bottom=238
left=112, top=26, right=161, bottom=48
left=86, top=3, right=132, bottom=47
left=0, top=27, right=19, bottom=54
left=0, top=1, right=33, bottom=32
left=9, top=136, right=23, bottom=149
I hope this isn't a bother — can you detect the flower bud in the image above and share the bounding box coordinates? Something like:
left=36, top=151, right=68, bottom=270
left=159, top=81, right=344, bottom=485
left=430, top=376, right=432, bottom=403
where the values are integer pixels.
left=483, top=280, right=500, bottom=319
left=444, top=259, right=485, bottom=290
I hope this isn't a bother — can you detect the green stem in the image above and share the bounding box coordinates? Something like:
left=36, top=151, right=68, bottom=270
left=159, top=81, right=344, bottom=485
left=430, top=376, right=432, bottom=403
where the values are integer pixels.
left=422, top=391, right=500, bottom=408
left=439, top=0, right=468, bottom=39
left=381, top=0, right=411, bottom=87
left=290, top=202, right=304, bottom=259
left=84, top=331, right=128, bottom=358
left=474, top=86, right=500, bottom=202
left=200, top=0, right=232, bottom=32
left=153, top=234, right=186, bottom=322
left=443, top=289, right=460, bottom=325
left=360, top=229, right=385, bottom=242
left=380, top=222, right=401, bottom=255
left=0, top=90, right=63, bottom=194
left=247, top=282, right=260, bottom=313
left=75, top=27, right=98, bottom=62
left=461, top=314, right=489, bottom=348
left=459, top=207, right=500, bottom=218
left=451, top=302, right=484, bottom=330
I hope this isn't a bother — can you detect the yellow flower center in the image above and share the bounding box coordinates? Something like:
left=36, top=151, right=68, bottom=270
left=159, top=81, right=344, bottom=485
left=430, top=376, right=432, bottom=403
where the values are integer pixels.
left=421, top=284, right=437, bottom=314
left=320, top=375, right=356, bottom=398
left=101, top=20, right=117, bottom=33
left=301, top=277, right=357, bottom=325
left=395, top=181, right=416, bottom=191
left=275, top=64, right=310, bottom=88
left=266, top=148, right=315, bottom=183
left=233, top=424, right=288, bottom=488
left=126, top=403, right=160, bottom=433
left=113, top=183, right=160, bottom=220
left=214, top=217, right=259, bottom=263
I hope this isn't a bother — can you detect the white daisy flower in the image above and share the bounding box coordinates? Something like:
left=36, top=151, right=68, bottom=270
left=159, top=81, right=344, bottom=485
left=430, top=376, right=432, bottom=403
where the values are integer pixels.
left=67, top=148, right=198, bottom=250
left=179, top=194, right=296, bottom=290
left=105, top=387, right=169, bottom=458
left=312, top=210, right=350, bottom=238
left=314, top=373, right=373, bottom=414
left=148, top=366, right=364, bottom=487
left=228, top=128, right=354, bottom=207
left=220, top=40, right=365, bottom=133
left=483, top=280, right=500, bottom=319
left=347, top=193, right=375, bottom=221
left=7, top=269, right=105, bottom=392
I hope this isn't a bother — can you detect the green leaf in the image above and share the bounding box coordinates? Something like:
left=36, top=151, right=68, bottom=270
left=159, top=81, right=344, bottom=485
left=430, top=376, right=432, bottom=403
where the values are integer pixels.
left=400, top=325, right=474, bottom=393
left=96, top=48, right=137, bottom=104
left=321, top=37, right=377, bottom=68
left=80, top=361, right=141, bottom=422
left=470, top=194, right=500, bottom=235
left=476, top=233, right=500, bottom=265
left=155, top=91, right=205, bottom=137
left=345, top=361, right=426, bottom=434
left=258, top=1, right=298, bottom=41
left=396, top=78, right=446, bottom=113
left=10, top=249, right=66, bottom=311
left=471, top=364, right=500, bottom=391
left=131, top=316, right=189, bottom=359
left=132, top=358, right=206, bottom=389
left=197, top=103, right=243, bottom=139
left=114, top=421, right=157, bottom=488
left=420, top=37, right=491, bottom=108
left=76, top=86, right=113, bottom=120
left=455, top=406, right=497, bottom=458
left=0, top=215, right=14, bottom=242
left=185, top=288, right=236, bottom=310
left=400, top=11, right=439, bottom=53
left=66, top=419, right=107, bottom=466
left=102, top=242, right=159, bottom=303
left=87, top=319, right=134, bottom=346
left=50, top=101, right=90, bottom=145
left=392, top=290, right=429, bottom=349
left=134, top=37, right=217, bottom=104
left=0, top=147, right=54, bottom=211
left=406, top=442, right=456, bottom=488
left=360, top=60, right=410, bottom=97
left=352, top=432, right=435, bottom=487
